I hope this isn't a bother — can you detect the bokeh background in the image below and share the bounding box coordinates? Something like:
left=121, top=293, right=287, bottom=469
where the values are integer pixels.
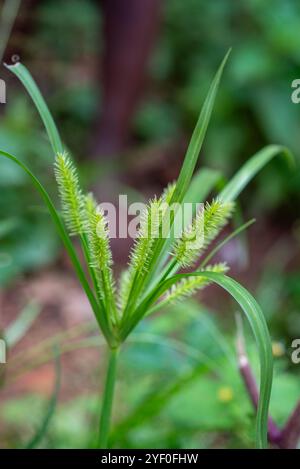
left=0, top=0, right=300, bottom=449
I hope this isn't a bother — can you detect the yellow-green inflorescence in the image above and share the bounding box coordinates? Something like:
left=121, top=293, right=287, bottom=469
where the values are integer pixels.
left=54, top=153, right=235, bottom=327
left=83, top=193, right=118, bottom=326
left=164, top=262, right=229, bottom=305
left=54, top=152, right=84, bottom=236
left=173, top=199, right=234, bottom=268
left=118, top=197, right=163, bottom=314
left=54, top=153, right=118, bottom=327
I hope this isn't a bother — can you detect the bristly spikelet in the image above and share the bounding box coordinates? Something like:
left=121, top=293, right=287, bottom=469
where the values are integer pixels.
left=127, top=182, right=176, bottom=279
left=173, top=207, right=204, bottom=268
left=203, top=199, right=234, bottom=248
left=129, top=197, right=162, bottom=275
left=83, top=192, right=98, bottom=232
left=162, top=181, right=176, bottom=204
left=119, top=197, right=163, bottom=313
left=164, top=262, right=229, bottom=305
left=83, top=194, right=117, bottom=322
left=173, top=199, right=234, bottom=267
left=54, top=152, right=84, bottom=236
left=117, top=269, right=131, bottom=312
left=84, top=194, right=113, bottom=273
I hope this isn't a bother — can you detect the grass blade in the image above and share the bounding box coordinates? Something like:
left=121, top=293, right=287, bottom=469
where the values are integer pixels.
left=4, top=64, right=114, bottom=332
left=5, top=62, right=64, bottom=155
left=171, top=49, right=231, bottom=205
left=183, top=168, right=222, bottom=207
left=219, top=145, right=293, bottom=202
left=144, top=50, right=231, bottom=291
left=123, top=271, right=273, bottom=448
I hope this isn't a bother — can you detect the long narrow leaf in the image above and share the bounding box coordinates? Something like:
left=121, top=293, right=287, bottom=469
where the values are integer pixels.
left=5, top=62, right=64, bottom=155
left=171, top=49, right=231, bottom=205
left=4, top=63, right=112, bottom=324
left=155, top=144, right=292, bottom=321
left=219, top=144, right=292, bottom=202
left=144, top=51, right=231, bottom=291
left=183, top=168, right=222, bottom=206
left=123, top=271, right=273, bottom=449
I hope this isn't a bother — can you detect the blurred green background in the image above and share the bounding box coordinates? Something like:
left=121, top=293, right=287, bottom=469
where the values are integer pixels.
left=0, top=0, right=300, bottom=449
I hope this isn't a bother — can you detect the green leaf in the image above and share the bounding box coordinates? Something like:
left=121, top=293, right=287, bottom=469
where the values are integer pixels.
left=183, top=167, right=222, bottom=207
left=143, top=49, right=231, bottom=296
left=4, top=64, right=116, bottom=339
left=124, top=271, right=273, bottom=449
left=0, top=149, right=112, bottom=344
left=144, top=50, right=231, bottom=290
left=5, top=62, right=64, bottom=155
left=171, top=49, right=231, bottom=205
left=219, top=144, right=293, bottom=202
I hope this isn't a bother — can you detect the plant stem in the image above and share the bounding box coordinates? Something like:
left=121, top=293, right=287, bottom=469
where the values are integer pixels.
left=98, top=347, right=119, bottom=449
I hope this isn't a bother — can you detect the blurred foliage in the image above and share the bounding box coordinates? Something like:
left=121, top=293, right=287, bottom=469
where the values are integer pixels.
left=144, top=0, right=300, bottom=213
left=21, top=0, right=300, bottom=215
left=0, top=95, right=59, bottom=284
left=1, top=301, right=299, bottom=449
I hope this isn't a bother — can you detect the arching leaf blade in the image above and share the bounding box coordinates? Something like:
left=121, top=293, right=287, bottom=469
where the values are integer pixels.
left=5, top=62, right=64, bottom=155
left=124, top=271, right=273, bottom=448
left=219, top=144, right=293, bottom=203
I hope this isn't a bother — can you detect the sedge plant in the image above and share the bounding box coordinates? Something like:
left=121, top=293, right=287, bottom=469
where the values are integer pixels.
left=0, top=50, right=292, bottom=449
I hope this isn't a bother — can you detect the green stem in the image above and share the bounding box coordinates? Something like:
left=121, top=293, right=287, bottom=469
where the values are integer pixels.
left=98, top=347, right=119, bottom=449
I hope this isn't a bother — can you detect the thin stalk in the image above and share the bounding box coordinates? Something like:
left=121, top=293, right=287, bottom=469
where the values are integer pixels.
left=142, top=258, right=180, bottom=301
left=98, top=347, right=119, bottom=449
left=199, top=218, right=256, bottom=269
